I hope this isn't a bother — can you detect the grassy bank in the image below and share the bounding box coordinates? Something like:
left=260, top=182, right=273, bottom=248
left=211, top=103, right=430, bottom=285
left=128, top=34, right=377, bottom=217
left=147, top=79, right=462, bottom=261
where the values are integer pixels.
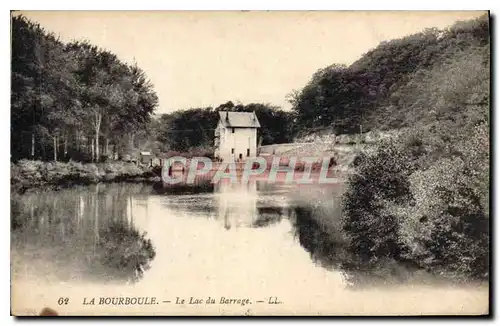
left=11, top=160, right=161, bottom=194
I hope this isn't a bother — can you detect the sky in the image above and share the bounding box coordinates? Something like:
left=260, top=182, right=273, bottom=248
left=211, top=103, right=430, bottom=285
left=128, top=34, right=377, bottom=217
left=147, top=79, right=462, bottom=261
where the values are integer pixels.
left=18, top=10, right=486, bottom=114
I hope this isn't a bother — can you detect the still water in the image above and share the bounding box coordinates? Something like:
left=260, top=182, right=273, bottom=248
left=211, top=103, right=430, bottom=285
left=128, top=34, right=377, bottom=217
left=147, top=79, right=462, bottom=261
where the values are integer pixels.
left=11, top=181, right=488, bottom=315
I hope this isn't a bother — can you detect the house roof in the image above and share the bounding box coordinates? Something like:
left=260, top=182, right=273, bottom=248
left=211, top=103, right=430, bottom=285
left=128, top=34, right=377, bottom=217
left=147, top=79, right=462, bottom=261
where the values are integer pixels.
left=218, top=111, right=261, bottom=128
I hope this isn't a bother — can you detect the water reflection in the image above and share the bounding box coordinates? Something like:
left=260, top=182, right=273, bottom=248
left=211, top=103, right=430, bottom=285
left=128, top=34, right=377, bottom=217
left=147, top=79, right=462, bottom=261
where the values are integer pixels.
left=11, top=184, right=156, bottom=284
left=11, top=181, right=330, bottom=285
left=215, top=181, right=258, bottom=230
left=289, top=205, right=350, bottom=271
left=10, top=182, right=490, bottom=314
left=153, top=179, right=288, bottom=230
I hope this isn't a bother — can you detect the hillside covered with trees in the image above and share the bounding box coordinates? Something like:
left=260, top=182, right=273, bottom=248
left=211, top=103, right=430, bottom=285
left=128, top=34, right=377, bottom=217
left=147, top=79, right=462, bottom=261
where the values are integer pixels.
left=289, top=14, right=489, bottom=136
left=290, top=13, right=490, bottom=282
left=148, top=14, right=490, bottom=157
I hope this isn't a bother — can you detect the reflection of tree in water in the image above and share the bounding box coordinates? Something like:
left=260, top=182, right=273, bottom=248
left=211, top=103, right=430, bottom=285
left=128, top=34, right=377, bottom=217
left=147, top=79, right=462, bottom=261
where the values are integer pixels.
left=289, top=206, right=352, bottom=271
left=290, top=205, right=422, bottom=287
left=252, top=206, right=285, bottom=228
left=152, top=179, right=214, bottom=195
left=98, top=222, right=156, bottom=283
left=11, top=183, right=157, bottom=284
left=10, top=196, right=25, bottom=231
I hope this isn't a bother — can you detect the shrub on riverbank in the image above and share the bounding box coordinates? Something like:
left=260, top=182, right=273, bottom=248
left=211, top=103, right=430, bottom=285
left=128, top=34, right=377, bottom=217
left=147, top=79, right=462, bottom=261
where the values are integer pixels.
left=11, top=159, right=160, bottom=193
left=294, top=123, right=489, bottom=284
left=341, top=142, right=416, bottom=270
left=340, top=121, right=489, bottom=281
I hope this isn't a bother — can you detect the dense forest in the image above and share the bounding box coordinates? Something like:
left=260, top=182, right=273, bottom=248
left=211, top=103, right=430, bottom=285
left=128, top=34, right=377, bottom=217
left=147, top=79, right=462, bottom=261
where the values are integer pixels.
left=11, top=15, right=159, bottom=162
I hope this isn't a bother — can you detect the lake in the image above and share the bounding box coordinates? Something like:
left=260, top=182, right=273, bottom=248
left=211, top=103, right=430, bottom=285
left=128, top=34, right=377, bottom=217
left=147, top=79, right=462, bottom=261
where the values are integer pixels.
left=10, top=181, right=488, bottom=315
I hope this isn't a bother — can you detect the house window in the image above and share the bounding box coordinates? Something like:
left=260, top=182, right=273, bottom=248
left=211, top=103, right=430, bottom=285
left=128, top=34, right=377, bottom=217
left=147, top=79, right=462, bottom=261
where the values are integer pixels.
left=231, top=148, right=235, bottom=154
left=247, top=148, right=250, bottom=157
left=232, top=128, right=235, bottom=133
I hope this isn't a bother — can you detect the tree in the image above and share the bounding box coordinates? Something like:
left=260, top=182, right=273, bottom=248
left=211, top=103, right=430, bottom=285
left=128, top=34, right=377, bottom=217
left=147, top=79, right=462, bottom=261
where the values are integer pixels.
left=11, top=16, right=159, bottom=162
left=289, top=14, right=489, bottom=134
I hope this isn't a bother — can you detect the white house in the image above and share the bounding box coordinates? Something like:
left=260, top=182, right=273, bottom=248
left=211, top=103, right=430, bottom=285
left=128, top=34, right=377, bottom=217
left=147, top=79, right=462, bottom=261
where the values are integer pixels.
left=214, top=111, right=261, bottom=162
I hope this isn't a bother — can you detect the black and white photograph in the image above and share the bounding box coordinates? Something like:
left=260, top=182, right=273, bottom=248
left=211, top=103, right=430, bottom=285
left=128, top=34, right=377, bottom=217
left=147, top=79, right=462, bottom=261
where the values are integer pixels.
left=9, top=10, right=490, bottom=316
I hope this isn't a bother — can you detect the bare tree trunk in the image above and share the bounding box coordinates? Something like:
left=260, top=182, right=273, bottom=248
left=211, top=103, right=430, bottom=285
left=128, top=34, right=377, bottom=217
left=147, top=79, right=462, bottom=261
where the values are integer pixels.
left=105, top=138, right=109, bottom=155
left=95, top=133, right=99, bottom=162
left=76, top=130, right=80, bottom=153
left=31, top=132, right=35, bottom=158
left=91, top=139, right=95, bottom=162
left=94, top=112, right=102, bottom=163
left=64, top=135, right=68, bottom=159
left=53, top=136, right=57, bottom=162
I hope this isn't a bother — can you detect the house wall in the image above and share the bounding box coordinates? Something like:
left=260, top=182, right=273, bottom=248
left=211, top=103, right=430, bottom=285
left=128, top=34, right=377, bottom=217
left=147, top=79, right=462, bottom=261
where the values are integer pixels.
left=216, top=124, right=257, bottom=162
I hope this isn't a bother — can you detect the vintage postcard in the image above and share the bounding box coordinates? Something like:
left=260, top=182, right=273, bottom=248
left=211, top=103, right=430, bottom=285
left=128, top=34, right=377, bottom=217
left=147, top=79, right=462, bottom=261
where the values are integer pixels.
left=10, top=10, right=490, bottom=316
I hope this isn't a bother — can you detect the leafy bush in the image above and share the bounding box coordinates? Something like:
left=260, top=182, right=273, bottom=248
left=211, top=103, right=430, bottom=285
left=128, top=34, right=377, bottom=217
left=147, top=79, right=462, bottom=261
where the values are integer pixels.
left=391, top=123, right=489, bottom=279
left=341, top=142, right=416, bottom=269
left=341, top=122, right=489, bottom=281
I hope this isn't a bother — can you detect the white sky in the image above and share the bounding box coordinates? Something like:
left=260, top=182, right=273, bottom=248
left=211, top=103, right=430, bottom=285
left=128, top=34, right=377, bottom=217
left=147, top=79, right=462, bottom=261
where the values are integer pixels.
left=18, top=10, right=486, bottom=113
